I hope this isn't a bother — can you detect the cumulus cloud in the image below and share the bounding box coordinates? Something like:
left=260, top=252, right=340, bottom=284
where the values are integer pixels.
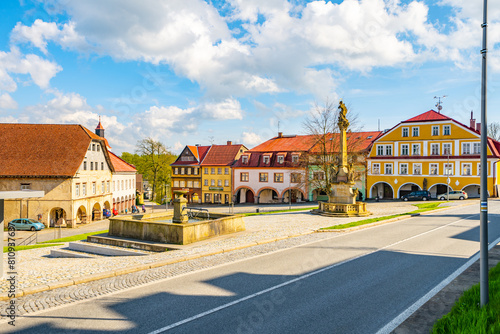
left=200, top=98, right=244, bottom=120
left=0, top=93, right=18, bottom=109
left=241, top=131, right=264, bottom=147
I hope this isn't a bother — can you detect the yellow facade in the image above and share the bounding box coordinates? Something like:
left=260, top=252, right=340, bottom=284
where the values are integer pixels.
left=201, top=166, right=233, bottom=204
left=367, top=116, right=499, bottom=199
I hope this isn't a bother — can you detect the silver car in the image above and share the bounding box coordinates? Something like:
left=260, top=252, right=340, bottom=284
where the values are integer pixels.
left=436, top=190, right=468, bottom=200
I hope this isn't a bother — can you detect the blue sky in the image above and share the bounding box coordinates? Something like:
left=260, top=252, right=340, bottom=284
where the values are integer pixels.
left=1, top=0, right=500, bottom=154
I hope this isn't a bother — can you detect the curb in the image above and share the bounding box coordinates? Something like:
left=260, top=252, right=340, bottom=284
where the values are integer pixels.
left=316, top=201, right=476, bottom=233
left=0, top=231, right=314, bottom=301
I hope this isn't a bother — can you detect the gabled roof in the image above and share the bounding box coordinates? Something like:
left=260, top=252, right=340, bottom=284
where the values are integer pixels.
left=82, top=126, right=111, bottom=149
left=0, top=123, right=110, bottom=177
left=250, top=134, right=317, bottom=152
left=109, top=151, right=137, bottom=173
left=200, top=144, right=247, bottom=166
left=402, top=110, right=451, bottom=123
left=171, top=145, right=211, bottom=166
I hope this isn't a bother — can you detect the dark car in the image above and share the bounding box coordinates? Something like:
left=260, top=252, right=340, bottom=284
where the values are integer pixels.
left=401, top=190, right=431, bottom=201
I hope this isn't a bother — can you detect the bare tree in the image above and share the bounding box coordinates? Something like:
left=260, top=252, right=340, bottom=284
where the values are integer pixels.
left=488, top=122, right=500, bottom=142
left=302, top=99, right=364, bottom=197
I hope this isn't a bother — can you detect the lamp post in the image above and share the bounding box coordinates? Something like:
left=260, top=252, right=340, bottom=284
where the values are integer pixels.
left=447, top=153, right=450, bottom=202
left=479, top=0, right=489, bottom=307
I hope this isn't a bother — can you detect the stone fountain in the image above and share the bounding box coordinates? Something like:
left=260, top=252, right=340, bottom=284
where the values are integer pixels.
left=172, top=189, right=189, bottom=223
left=311, top=101, right=371, bottom=217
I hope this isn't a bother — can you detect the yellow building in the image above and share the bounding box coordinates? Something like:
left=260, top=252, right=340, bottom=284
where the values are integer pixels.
left=367, top=110, right=500, bottom=199
left=201, top=142, right=247, bottom=204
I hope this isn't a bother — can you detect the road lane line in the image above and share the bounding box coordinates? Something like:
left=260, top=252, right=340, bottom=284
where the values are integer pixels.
left=375, top=233, right=500, bottom=334
left=148, top=213, right=482, bottom=333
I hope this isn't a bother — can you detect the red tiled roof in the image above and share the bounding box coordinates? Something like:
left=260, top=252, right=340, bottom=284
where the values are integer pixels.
left=82, top=127, right=111, bottom=149
left=170, top=145, right=212, bottom=166
left=403, top=110, right=451, bottom=123
left=233, top=151, right=302, bottom=168
left=250, top=134, right=317, bottom=152
left=95, top=120, right=104, bottom=130
left=0, top=124, right=107, bottom=177
left=109, top=151, right=137, bottom=172
left=200, top=144, right=247, bottom=166
left=308, top=131, right=382, bottom=153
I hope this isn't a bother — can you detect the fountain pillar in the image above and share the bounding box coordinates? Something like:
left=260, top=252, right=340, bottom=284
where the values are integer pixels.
left=172, top=190, right=189, bottom=223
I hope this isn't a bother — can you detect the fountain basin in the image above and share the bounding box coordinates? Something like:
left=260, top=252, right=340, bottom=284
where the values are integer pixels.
left=108, top=211, right=245, bottom=245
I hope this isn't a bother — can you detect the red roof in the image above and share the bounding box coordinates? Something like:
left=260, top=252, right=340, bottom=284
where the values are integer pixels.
left=170, top=145, right=211, bottom=166
left=250, top=134, right=317, bottom=152
left=233, top=151, right=302, bottom=168
left=308, top=131, right=382, bottom=153
left=200, top=144, right=247, bottom=166
left=95, top=120, right=104, bottom=130
left=109, top=151, right=137, bottom=172
left=0, top=124, right=110, bottom=177
left=403, top=110, right=451, bottom=123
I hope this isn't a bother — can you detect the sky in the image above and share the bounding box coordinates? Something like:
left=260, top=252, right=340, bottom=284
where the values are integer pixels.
left=1, top=0, right=500, bottom=155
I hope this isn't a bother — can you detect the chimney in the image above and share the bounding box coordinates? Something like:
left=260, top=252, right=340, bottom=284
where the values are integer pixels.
left=278, top=132, right=283, bottom=138
left=476, top=123, right=481, bottom=133
left=227, top=141, right=232, bottom=145
left=470, top=111, right=476, bottom=130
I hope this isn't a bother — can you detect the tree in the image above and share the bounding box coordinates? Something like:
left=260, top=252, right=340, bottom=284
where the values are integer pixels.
left=302, top=99, right=363, bottom=197
left=488, top=122, right=500, bottom=142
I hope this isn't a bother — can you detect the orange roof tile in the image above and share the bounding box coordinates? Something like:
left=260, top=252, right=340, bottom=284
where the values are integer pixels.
left=200, top=144, right=247, bottom=166
left=403, top=110, right=451, bottom=123
left=0, top=124, right=109, bottom=177
left=109, top=152, right=137, bottom=172
left=308, top=131, right=382, bottom=153
left=250, top=134, right=317, bottom=152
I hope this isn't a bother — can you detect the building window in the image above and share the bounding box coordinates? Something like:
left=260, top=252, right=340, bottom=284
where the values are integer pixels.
left=113, top=181, right=115, bottom=191
left=83, top=161, right=87, bottom=170
left=263, top=156, right=270, bottom=164
left=277, top=155, right=284, bottom=164
left=224, top=179, right=229, bottom=187
left=401, top=144, right=409, bottom=156
left=211, top=168, right=215, bottom=174
left=225, top=168, right=229, bottom=175
left=187, top=181, right=193, bottom=188
left=413, top=164, right=422, bottom=175
left=292, top=155, right=299, bottom=163
left=259, top=173, right=268, bottom=182
left=430, top=163, right=438, bottom=175
left=205, top=193, right=211, bottom=203
left=372, top=163, right=380, bottom=174
left=92, top=182, right=96, bottom=194
left=313, top=171, right=325, bottom=180
left=174, top=181, right=179, bottom=187
left=400, top=163, right=408, bottom=175
left=431, top=143, right=439, bottom=155
left=174, top=168, right=178, bottom=175
left=385, top=145, right=392, bottom=156
left=462, top=163, right=472, bottom=176
left=412, top=127, right=419, bottom=137
left=402, top=127, right=409, bottom=137
left=462, top=143, right=471, bottom=155
left=384, top=164, right=393, bottom=175
left=101, top=181, right=105, bottom=193
left=443, top=143, right=452, bottom=155
left=194, top=181, right=200, bottom=188
left=90, top=162, right=94, bottom=171
left=274, top=173, right=284, bottom=183
left=187, top=168, right=191, bottom=175
left=92, top=143, right=96, bottom=151
left=107, top=181, right=110, bottom=193
left=242, top=156, right=248, bottom=164
left=473, top=143, right=481, bottom=154
left=412, top=144, right=420, bottom=155
left=291, top=173, right=301, bottom=183
left=444, top=125, right=451, bottom=135
left=181, top=168, right=185, bottom=175
left=121, top=180, right=124, bottom=190
left=377, top=145, right=384, bottom=156
left=204, top=179, right=208, bottom=186
left=444, top=163, right=453, bottom=175
left=211, top=179, right=215, bottom=186
left=218, top=168, right=222, bottom=174
left=478, top=163, right=488, bottom=176
left=83, top=183, right=87, bottom=196
left=217, top=179, right=222, bottom=187
left=194, top=168, right=198, bottom=175
left=101, top=162, right=104, bottom=170
left=97, top=144, right=100, bottom=152
left=241, top=172, right=249, bottom=182
left=20, top=183, right=31, bottom=190
left=432, top=126, right=439, bottom=136
left=75, top=183, right=80, bottom=196
left=180, top=181, right=185, bottom=188
left=204, top=168, right=208, bottom=174
left=88, top=145, right=91, bottom=151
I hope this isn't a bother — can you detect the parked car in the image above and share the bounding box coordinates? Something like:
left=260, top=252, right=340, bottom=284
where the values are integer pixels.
left=436, top=190, right=468, bottom=200
left=103, top=209, right=112, bottom=218
left=8, top=218, right=45, bottom=231
left=112, top=208, right=119, bottom=216
left=401, top=190, right=431, bottom=201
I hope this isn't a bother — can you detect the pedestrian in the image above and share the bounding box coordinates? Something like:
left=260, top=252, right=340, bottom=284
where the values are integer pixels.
left=142, top=204, right=146, bottom=213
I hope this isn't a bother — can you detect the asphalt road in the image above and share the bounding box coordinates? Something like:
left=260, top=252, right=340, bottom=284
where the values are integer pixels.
left=3, top=201, right=500, bottom=334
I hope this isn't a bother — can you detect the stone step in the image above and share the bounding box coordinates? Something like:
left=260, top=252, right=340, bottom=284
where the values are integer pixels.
left=87, top=235, right=179, bottom=252
left=50, top=248, right=97, bottom=258
left=68, top=242, right=148, bottom=256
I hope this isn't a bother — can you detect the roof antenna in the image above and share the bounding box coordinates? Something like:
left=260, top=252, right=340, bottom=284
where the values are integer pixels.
left=378, top=119, right=380, bottom=131
left=434, top=95, right=447, bottom=113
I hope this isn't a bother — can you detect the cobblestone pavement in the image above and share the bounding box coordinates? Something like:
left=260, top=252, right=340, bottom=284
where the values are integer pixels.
left=0, top=200, right=472, bottom=318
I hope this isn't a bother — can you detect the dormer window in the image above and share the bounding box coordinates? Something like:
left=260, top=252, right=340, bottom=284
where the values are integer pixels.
left=242, top=156, right=248, bottom=164
left=292, top=155, right=299, bottom=163
left=277, top=155, right=284, bottom=164
left=263, top=156, right=270, bottom=164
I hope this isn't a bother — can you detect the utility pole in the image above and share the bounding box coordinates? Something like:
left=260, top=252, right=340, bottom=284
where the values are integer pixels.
left=480, top=0, right=489, bottom=307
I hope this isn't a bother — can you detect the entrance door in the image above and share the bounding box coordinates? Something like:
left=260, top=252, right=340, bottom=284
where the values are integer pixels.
left=246, top=190, right=254, bottom=203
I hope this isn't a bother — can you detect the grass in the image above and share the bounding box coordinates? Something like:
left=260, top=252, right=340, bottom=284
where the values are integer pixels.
left=40, top=230, right=108, bottom=244
left=432, top=261, right=500, bottom=333
left=322, top=202, right=444, bottom=230
left=243, top=206, right=319, bottom=217
left=3, top=243, right=63, bottom=253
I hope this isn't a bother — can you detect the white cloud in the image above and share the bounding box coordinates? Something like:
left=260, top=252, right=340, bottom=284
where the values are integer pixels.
left=201, top=98, right=244, bottom=120
left=0, top=93, right=18, bottom=109
left=241, top=131, right=263, bottom=147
